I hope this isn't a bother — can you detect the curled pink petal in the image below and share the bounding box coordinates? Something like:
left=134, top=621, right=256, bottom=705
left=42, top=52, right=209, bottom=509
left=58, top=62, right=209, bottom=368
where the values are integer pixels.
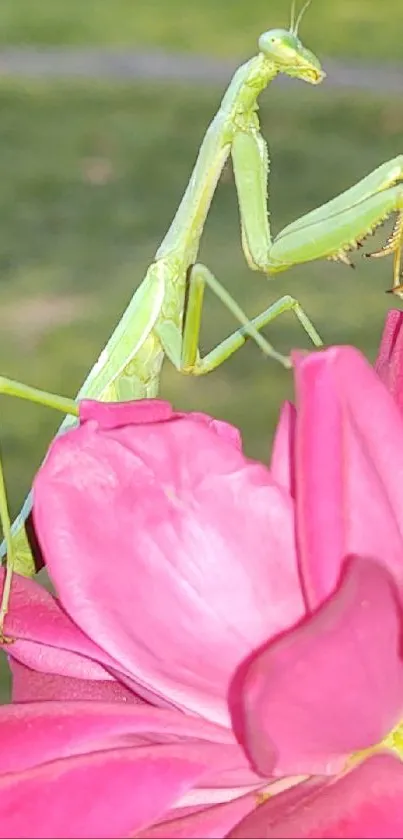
left=80, top=401, right=242, bottom=448
left=228, top=754, right=403, bottom=839
left=79, top=398, right=173, bottom=428
left=293, top=346, right=403, bottom=606
left=269, top=401, right=296, bottom=495
left=232, top=556, right=403, bottom=776
left=374, top=309, right=403, bottom=414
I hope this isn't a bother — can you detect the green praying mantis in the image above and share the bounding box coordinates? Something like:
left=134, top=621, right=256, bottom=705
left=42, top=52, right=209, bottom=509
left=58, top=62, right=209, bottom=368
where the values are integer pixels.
left=1, top=0, right=403, bottom=636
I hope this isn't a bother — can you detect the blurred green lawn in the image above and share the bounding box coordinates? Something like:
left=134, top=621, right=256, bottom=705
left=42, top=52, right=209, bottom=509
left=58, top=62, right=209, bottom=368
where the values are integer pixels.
left=0, top=0, right=402, bottom=61
left=0, top=76, right=401, bottom=699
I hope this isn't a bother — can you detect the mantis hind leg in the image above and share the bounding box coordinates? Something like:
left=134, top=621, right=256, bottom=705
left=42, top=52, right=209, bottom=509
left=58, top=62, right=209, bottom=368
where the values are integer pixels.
left=0, top=378, right=78, bottom=641
left=157, top=262, right=323, bottom=375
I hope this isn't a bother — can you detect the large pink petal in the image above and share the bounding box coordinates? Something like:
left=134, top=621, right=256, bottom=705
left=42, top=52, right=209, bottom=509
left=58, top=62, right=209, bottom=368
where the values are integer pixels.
left=33, top=410, right=302, bottom=727
left=228, top=754, right=403, bottom=839
left=293, top=346, right=403, bottom=607
left=0, top=745, right=209, bottom=839
left=0, top=701, right=264, bottom=822
left=231, top=556, right=403, bottom=776
left=0, top=702, right=236, bottom=774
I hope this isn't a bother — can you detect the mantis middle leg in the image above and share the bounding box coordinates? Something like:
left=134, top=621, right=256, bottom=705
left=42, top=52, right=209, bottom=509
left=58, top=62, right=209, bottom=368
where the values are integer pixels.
left=157, top=262, right=323, bottom=375
left=231, top=126, right=403, bottom=279
left=0, top=288, right=318, bottom=637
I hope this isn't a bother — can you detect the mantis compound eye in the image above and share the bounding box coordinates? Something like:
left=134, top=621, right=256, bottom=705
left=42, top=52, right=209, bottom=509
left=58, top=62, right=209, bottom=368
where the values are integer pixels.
left=258, top=29, right=299, bottom=58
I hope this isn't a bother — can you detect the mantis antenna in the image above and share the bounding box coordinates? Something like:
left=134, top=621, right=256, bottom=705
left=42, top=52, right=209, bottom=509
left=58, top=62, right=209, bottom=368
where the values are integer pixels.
left=290, top=0, right=313, bottom=35
left=289, top=0, right=297, bottom=32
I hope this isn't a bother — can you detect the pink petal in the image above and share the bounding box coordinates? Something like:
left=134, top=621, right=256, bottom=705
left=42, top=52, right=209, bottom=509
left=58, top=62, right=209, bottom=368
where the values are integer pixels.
left=0, top=745, right=208, bottom=839
left=10, top=659, right=141, bottom=704
left=269, top=402, right=296, bottom=495
left=80, top=400, right=242, bottom=448
left=0, top=702, right=262, bottom=821
left=79, top=399, right=174, bottom=428
left=228, top=778, right=325, bottom=838
left=228, top=754, right=403, bottom=839
left=137, top=793, right=259, bottom=838
left=293, top=346, right=403, bottom=607
left=374, top=310, right=403, bottom=414
left=33, top=410, right=303, bottom=727
left=231, top=556, right=403, bottom=776
left=187, top=413, right=243, bottom=450
left=1, top=571, right=125, bottom=683
left=0, top=702, right=235, bottom=774
left=3, top=575, right=174, bottom=707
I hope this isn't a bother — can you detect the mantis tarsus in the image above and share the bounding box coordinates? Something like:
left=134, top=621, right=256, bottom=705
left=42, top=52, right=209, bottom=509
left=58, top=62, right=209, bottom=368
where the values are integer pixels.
left=1, top=0, right=403, bottom=635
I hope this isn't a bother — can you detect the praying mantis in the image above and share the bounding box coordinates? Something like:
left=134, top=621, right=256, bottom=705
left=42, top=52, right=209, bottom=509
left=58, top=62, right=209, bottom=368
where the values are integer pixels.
left=1, top=0, right=403, bottom=635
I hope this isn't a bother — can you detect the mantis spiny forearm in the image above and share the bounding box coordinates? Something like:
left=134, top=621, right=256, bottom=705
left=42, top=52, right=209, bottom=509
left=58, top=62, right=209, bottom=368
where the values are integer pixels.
left=1, top=1, right=403, bottom=633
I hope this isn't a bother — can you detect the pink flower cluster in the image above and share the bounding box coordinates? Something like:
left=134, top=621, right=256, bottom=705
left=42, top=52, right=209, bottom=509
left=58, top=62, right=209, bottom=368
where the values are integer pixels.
left=1, top=312, right=403, bottom=837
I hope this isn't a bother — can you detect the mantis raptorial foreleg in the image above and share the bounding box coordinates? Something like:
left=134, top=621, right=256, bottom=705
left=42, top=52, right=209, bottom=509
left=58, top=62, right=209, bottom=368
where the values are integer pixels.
left=0, top=378, right=78, bottom=640
left=232, top=128, right=403, bottom=276
left=158, top=262, right=323, bottom=374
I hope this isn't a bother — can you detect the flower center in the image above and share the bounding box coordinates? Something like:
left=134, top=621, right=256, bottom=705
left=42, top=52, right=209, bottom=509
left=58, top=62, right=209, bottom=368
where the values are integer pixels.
left=348, top=720, right=403, bottom=770
left=257, top=723, right=403, bottom=810
left=383, top=721, right=403, bottom=758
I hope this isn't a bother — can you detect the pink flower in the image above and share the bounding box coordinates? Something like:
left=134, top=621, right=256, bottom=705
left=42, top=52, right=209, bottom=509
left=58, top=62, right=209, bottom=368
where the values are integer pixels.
left=2, top=337, right=403, bottom=836
left=1, top=399, right=298, bottom=837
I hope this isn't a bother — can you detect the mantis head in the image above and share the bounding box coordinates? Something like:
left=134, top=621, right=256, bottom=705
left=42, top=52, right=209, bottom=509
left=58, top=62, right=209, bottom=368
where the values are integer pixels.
left=258, top=0, right=324, bottom=85
left=258, top=29, right=324, bottom=84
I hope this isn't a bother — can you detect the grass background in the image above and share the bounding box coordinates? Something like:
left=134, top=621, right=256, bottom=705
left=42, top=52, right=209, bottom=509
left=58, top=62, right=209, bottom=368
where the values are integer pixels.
left=0, top=1, right=402, bottom=698
left=0, top=0, right=402, bottom=62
